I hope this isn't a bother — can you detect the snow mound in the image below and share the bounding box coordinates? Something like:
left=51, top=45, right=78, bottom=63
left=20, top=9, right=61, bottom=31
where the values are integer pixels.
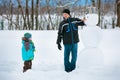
left=78, top=48, right=104, bottom=68
left=85, top=14, right=98, bottom=26
left=81, top=26, right=102, bottom=48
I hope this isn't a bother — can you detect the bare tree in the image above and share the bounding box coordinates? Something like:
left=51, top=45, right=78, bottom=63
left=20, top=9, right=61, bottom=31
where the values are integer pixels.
left=17, top=0, right=27, bottom=30
left=35, top=0, right=39, bottom=30
left=116, top=0, right=120, bottom=27
left=0, top=16, right=4, bottom=30
left=0, top=0, right=11, bottom=15
left=26, top=0, right=31, bottom=30
left=8, top=0, right=13, bottom=30
left=91, top=0, right=95, bottom=7
left=16, top=0, right=24, bottom=30
left=97, top=0, right=101, bottom=26
left=31, top=0, right=34, bottom=30
left=46, top=0, right=54, bottom=30
left=84, top=0, right=88, bottom=17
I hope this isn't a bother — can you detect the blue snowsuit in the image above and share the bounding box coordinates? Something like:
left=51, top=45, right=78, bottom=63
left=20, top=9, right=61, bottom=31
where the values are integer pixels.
left=22, top=40, right=35, bottom=61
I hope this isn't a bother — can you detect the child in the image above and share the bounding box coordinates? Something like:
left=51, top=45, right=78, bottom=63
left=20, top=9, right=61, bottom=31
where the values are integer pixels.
left=22, top=33, right=35, bottom=73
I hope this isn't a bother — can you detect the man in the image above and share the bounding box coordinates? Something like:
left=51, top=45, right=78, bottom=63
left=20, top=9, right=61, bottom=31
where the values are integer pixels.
left=56, top=9, right=85, bottom=72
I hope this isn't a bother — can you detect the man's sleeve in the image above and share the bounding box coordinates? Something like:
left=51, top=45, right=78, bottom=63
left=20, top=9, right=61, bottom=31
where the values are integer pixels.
left=56, top=23, right=63, bottom=44
left=76, top=18, right=85, bottom=26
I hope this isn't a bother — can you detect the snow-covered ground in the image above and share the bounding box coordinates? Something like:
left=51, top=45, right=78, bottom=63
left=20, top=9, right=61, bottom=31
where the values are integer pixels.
left=0, top=29, right=120, bottom=80
left=0, top=14, right=120, bottom=80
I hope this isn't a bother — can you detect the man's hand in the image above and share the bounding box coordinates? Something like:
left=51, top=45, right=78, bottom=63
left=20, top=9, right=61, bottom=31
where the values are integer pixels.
left=82, top=17, right=87, bottom=21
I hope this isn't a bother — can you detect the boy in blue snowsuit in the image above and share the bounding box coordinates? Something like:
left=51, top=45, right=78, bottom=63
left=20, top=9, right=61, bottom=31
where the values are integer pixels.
left=57, top=9, right=85, bottom=72
left=22, top=33, right=35, bottom=72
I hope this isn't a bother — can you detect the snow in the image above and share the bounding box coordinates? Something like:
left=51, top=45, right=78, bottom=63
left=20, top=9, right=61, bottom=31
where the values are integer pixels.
left=0, top=13, right=120, bottom=80
left=0, top=29, right=120, bottom=80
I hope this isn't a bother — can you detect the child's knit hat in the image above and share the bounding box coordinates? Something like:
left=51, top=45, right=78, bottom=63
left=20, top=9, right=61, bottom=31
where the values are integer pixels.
left=24, top=33, right=32, bottom=39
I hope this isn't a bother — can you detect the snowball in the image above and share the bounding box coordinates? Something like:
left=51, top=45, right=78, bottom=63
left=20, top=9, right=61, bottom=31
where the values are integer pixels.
left=81, top=26, right=102, bottom=48
left=85, top=14, right=98, bottom=26
left=78, top=48, right=104, bottom=68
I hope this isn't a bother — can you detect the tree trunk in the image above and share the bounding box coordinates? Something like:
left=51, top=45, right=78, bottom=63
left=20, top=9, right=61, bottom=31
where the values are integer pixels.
left=35, top=0, right=39, bottom=30
left=91, top=0, right=95, bottom=7
left=17, top=0, right=27, bottom=30
left=97, top=0, right=101, bottom=27
left=84, top=0, right=88, bottom=17
left=116, top=0, right=120, bottom=27
left=46, top=0, right=54, bottom=30
left=26, top=0, right=30, bottom=30
left=9, top=0, right=13, bottom=30
left=0, top=17, right=4, bottom=30
left=16, top=5, right=20, bottom=30
left=31, top=0, right=34, bottom=30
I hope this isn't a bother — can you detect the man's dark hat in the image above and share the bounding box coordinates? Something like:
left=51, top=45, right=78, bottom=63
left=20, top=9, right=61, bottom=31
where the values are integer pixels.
left=62, top=9, right=70, bottom=15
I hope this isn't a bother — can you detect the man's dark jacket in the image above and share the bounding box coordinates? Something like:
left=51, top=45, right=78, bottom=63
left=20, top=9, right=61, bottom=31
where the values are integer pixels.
left=57, top=17, right=85, bottom=45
